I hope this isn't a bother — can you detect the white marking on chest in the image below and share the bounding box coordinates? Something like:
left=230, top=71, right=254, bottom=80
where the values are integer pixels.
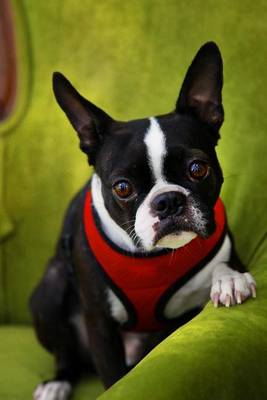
left=107, top=289, right=128, bottom=324
left=144, top=117, right=167, bottom=182
left=164, top=234, right=232, bottom=318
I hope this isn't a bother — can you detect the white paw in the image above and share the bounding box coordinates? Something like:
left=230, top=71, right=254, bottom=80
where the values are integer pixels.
left=211, top=265, right=256, bottom=307
left=33, top=381, right=72, bottom=400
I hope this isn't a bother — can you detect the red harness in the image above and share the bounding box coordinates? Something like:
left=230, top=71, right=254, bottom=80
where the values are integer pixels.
left=83, top=191, right=226, bottom=332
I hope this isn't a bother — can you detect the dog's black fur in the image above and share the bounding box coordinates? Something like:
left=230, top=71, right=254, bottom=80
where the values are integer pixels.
left=29, top=42, right=247, bottom=392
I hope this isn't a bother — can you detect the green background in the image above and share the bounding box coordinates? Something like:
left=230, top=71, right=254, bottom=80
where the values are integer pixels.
left=0, top=0, right=267, bottom=399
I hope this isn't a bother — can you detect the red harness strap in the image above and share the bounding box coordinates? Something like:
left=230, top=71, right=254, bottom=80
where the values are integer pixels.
left=83, top=192, right=226, bottom=332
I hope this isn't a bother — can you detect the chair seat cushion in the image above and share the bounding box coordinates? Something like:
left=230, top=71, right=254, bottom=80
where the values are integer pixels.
left=0, top=326, right=103, bottom=399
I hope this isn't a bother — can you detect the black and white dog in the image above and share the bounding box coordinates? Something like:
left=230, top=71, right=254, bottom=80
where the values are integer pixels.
left=30, top=42, right=256, bottom=400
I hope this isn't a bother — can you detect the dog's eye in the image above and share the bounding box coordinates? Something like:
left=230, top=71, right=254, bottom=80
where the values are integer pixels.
left=113, top=181, right=133, bottom=199
left=189, top=161, right=209, bottom=180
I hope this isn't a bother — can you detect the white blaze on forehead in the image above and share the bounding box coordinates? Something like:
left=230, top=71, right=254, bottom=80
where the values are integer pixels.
left=144, top=117, right=167, bottom=182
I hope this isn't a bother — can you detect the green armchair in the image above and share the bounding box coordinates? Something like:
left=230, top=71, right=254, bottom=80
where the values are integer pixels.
left=1, top=1, right=267, bottom=399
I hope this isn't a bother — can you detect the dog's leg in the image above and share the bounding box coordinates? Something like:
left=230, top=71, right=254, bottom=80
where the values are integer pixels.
left=30, top=258, right=92, bottom=400
left=210, top=239, right=256, bottom=307
left=83, top=313, right=128, bottom=389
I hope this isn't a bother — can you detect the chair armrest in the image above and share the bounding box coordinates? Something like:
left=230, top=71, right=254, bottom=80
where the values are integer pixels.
left=99, top=244, right=267, bottom=400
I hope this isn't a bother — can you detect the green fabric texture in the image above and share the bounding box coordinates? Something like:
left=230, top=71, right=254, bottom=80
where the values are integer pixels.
left=0, top=0, right=267, bottom=399
left=0, top=326, right=103, bottom=399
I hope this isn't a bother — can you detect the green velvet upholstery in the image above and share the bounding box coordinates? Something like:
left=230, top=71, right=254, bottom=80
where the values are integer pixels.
left=0, top=326, right=103, bottom=399
left=0, top=0, right=267, bottom=399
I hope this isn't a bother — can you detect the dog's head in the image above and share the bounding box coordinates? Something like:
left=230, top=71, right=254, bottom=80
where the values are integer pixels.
left=53, top=42, right=224, bottom=252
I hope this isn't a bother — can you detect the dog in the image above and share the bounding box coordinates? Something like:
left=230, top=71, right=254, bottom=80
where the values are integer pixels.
left=30, top=42, right=256, bottom=400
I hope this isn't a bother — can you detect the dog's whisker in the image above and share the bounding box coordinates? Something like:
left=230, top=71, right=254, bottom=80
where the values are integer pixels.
left=121, top=219, right=136, bottom=227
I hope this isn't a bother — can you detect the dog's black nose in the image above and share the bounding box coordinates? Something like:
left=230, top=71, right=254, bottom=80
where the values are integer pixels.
left=151, top=191, right=186, bottom=219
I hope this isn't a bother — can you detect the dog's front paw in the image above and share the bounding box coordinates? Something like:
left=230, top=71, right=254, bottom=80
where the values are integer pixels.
left=33, top=381, right=72, bottom=400
left=210, top=264, right=256, bottom=307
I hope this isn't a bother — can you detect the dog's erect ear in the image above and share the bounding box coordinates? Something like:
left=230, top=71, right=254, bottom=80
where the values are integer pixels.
left=176, top=42, right=224, bottom=132
left=52, top=72, right=112, bottom=164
